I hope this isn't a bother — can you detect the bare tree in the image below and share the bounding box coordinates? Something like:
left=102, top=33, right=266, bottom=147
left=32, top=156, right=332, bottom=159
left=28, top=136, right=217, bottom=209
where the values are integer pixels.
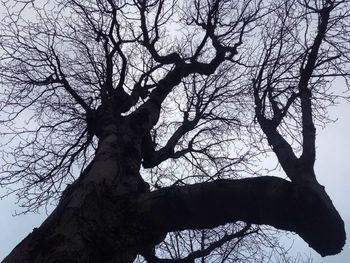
left=0, top=0, right=348, bottom=262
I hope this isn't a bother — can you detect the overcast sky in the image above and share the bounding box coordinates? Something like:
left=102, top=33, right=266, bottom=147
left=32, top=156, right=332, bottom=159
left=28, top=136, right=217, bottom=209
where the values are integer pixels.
left=284, top=100, right=350, bottom=263
left=0, top=2, right=349, bottom=262
left=1, top=100, right=349, bottom=261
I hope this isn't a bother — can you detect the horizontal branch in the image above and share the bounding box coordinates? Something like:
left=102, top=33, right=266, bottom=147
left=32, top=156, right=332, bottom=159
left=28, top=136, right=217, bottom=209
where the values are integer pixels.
left=137, top=176, right=345, bottom=257
left=2, top=175, right=345, bottom=262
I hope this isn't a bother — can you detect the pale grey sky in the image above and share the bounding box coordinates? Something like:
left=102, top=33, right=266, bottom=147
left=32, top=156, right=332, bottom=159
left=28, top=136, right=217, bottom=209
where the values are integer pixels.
left=0, top=1, right=349, bottom=261
left=260, top=98, right=350, bottom=263
left=292, top=101, right=350, bottom=263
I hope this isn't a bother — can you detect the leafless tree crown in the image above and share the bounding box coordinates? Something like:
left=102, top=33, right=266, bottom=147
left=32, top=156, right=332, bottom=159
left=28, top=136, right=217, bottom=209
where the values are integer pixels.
left=0, top=0, right=349, bottom=261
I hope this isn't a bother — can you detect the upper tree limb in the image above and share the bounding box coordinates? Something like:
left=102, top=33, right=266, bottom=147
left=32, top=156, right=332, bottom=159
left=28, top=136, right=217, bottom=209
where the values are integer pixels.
left=137, top=176, right=345, bottom=257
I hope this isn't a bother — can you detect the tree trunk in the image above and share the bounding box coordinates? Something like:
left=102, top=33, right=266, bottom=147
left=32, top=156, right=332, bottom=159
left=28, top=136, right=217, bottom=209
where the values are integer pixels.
left=2, top=114, right=157, bottom=262
left=2, top=134, right=346, bottom=262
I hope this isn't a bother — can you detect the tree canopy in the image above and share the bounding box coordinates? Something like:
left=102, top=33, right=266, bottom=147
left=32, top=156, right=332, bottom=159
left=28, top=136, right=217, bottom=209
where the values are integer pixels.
left=0, top=0, right=348, bottom=262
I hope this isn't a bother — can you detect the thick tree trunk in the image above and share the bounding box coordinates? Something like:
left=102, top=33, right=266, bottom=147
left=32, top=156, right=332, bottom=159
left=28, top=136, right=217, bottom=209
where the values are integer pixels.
left=2, top=131, right=146, bottom=262
left=2, top=134, right=346, bottom=262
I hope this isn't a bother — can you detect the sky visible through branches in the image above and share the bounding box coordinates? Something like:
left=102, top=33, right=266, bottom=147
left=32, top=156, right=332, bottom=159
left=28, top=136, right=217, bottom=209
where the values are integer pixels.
left=0, top=0, right=349, bottom=262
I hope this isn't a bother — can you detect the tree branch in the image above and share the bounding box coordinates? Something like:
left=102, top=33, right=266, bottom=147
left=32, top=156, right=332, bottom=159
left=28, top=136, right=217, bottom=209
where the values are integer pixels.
left=141, top=224, right=253, bottom=263
left=51, top=49, right=92, bottom=113
left=137, top=176, right=345, bottom=257
left=298, top=4, right=333, bottom=167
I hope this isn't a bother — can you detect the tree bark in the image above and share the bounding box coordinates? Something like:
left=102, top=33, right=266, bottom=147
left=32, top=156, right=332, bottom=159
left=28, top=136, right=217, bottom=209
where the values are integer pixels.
left=137, top=176, right=345, bottom=257
left=2, top=134, right=346, bottom=262
left=2, top=131, right=145, bottom=263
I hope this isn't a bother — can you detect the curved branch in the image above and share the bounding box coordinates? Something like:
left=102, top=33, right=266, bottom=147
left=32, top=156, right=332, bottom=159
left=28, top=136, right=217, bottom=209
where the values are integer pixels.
left=137, top=176, right=345, bottom=257
left=298, top=4, right=333, bottom=167
left=138, top=0, right=182, bottom=65
left=51, top=50, right=92, bottom=113
left=141, top=111, right=200, bottom=168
